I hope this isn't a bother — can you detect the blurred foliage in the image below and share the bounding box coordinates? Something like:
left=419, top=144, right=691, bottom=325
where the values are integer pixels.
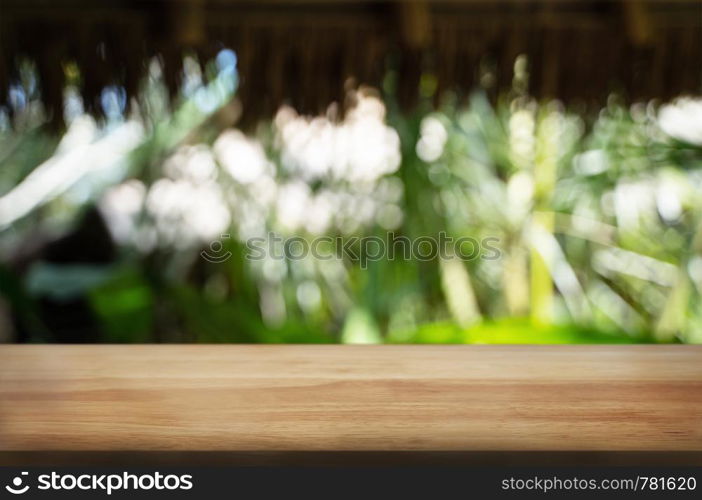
left=1, top=53, right=701, bottom=344
left=389, top=319, right=640, bottom=344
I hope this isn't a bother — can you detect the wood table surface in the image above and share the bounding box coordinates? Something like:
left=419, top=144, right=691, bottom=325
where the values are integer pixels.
left=0, top=345, right=700, bottom=460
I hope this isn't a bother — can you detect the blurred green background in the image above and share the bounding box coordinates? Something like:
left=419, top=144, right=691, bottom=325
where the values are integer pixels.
left=1, top=50, right=701, bottom=344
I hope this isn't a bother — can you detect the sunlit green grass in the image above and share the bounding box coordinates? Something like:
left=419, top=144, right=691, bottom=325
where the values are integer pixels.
left=389, top=319, right=647, bottom=344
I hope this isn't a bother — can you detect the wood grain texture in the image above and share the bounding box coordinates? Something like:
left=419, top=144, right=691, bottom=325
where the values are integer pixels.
left=0, top=345, right=700, bottom=452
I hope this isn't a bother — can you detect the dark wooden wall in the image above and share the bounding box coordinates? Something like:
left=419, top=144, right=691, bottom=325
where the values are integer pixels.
left=2, top=1, right=701, bottom=125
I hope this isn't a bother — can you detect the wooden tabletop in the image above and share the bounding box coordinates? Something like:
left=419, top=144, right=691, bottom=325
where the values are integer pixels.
left=0, top=345, right=700, bottom=455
